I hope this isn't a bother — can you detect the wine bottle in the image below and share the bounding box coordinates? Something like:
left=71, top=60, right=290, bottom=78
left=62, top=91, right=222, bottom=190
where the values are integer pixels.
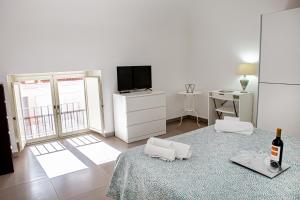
left=270, top=128, right=284, bottom=168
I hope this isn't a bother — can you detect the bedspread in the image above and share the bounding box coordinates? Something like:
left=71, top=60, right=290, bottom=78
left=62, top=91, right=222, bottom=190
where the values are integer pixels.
left=107, top=126, right=300, bottom=200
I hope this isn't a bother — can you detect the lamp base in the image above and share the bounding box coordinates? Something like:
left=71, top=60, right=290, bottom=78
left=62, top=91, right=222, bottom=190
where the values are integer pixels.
left=240, top=78, right=249, bottom=93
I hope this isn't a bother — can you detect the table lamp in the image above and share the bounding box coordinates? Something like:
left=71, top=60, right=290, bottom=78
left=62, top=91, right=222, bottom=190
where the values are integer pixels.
left=237, top=63, right=256, bottom=92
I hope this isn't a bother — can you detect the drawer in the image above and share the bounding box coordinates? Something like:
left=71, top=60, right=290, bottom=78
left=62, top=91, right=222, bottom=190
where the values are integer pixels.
left=212, top=92, right=233, bottom=100
left=211, top=92, right=240, bottom=101
left=127, top=119, right=166, bottom=139
left=126, top=94, right=165, bottom=112
left=127, top=107, right=166, bottom=126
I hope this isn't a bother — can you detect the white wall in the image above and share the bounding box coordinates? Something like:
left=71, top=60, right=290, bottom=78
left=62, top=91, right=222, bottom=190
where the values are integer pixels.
left=0, top=0, right=189, bottom=142
left=187, top=0, right=300, bottom=123
left=1, top=0, right=300, bottom=151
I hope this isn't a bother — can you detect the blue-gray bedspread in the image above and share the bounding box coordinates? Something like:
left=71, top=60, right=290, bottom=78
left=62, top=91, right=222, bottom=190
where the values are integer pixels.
left=107, top=126, right=300, bottom=200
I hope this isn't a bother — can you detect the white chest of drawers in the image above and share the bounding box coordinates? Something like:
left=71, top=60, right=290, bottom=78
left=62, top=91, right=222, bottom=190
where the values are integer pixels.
left=113, top=91, right=166, bottom=143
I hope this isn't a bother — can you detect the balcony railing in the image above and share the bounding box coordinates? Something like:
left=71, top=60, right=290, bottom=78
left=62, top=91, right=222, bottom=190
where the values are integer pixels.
left=21, top=102, right=87, bottom=140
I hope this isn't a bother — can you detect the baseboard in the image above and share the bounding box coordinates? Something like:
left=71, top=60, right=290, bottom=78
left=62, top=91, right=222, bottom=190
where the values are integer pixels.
left=106, top=116, right=208, bottom=138
left=167, top=115, right=208, bottom=125
left=103, top=131, right=115, bottom=137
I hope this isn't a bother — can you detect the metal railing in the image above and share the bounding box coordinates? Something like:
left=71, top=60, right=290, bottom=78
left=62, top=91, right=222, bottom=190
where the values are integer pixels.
left=22, top=102, right=87, bottom=140
left=59, top=102, right=87, bottom=133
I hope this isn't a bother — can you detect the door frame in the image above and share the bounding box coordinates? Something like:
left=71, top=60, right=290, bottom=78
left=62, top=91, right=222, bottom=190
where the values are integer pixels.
left=85, top=70, right=105, bottom=134
left=7, top=70, right=104, bottom=147
left=8, top=74, right=58, bottom=145
left=53, top=72, right=89, bottom=137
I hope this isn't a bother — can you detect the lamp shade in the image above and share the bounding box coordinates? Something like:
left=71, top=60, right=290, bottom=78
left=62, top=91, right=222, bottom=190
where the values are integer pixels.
left=237, top=63, right=256, bottom=75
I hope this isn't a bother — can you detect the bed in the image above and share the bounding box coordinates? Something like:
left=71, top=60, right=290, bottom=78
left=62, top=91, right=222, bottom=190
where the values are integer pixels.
left=107, top=126, right=300, bottom=200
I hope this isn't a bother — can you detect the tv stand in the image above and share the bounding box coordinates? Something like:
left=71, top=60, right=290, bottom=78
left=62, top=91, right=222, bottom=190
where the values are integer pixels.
left=113, top=90, right=166, bottom=143
left=119, top=88, right=153, bottom=94
left=119, top=91, right=131, bottom=94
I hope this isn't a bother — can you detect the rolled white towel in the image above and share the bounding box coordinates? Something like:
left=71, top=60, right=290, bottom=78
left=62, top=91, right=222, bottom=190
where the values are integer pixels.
left=144, top=143, right=175, bottom=161
left=147, top=137, right=192, bottom=160
left=223, top=116, right=240, bottom=121
left=147, top=137, right=172, bottom=148
left=170, top=141, right=192, bottom=160
left=214, top=119, right=254, bottom=135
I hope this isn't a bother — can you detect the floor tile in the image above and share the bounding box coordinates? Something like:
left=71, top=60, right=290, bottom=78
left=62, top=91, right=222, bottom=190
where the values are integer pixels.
left=98, top=161, right=116, bottom=176
left=0, top=179, right=58, bottom=200
left=51, top=167, right=110, bottom=200
left=67, top=186, right=112, bottom=200
left=0, top=149, right=47, bottom=190
left=36, top=150, right=88, bottom=178
left=76, top=142, right=121, bottom=165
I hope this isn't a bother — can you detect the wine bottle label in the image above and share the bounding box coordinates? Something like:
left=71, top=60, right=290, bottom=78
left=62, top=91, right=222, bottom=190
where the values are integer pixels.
left=271, top=145, right=281, bottom=161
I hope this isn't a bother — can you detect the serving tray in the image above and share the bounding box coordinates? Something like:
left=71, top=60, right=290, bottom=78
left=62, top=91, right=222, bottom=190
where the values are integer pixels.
left=230, top=151, right=290, bottom=178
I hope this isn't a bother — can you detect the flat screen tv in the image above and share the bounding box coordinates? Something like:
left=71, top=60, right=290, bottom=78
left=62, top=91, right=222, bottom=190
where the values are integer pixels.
left=117, top=66, right=152, bottom=92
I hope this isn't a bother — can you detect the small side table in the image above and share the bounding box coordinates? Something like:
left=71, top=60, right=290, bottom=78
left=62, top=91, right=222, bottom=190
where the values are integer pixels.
left=177, top=91, right=202, bottom=127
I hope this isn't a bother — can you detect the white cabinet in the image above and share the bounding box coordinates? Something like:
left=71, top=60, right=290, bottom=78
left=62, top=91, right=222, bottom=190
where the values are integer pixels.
left=113, top=91, right=166, bottom=143
left=260, top=8, right=300, bottom=84
left=257, top=84, right=300, bottom=137
left=208, top=90, right=253, bottom=125
left=258, top=8, right=300, bottom=138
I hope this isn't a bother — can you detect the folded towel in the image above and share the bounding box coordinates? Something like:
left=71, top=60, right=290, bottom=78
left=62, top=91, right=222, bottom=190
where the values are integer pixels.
left=223, top=116, right=240, bottom=121
left=171, top=141, right=192, bottom=160
left=144, top=143, right=176, bottom=161
left=147, top=137, right=172, bottom=148
left=214, top=119, right=254, bottom=135
left=147, top=137, right=192, bottom=160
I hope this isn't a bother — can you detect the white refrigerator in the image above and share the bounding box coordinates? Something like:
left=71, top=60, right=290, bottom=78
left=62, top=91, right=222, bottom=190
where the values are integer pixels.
left=257, top=7, right=300, bottom=138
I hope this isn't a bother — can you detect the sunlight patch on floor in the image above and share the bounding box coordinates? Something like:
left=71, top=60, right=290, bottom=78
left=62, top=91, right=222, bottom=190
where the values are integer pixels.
left=66, top=135, right=101, bottom=147
left=30, top=142, right=87, bottom=178
left=67, top=136, right=121, bottom=165
left=77, top=142, right=121, bottom=165
left=67, top=135, right=121, bottom=165
left=30, top=141, right=65, bottom=156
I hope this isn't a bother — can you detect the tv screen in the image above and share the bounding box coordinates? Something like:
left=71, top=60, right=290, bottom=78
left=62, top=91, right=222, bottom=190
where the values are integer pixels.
left=117, top=66, right=152, bottom=92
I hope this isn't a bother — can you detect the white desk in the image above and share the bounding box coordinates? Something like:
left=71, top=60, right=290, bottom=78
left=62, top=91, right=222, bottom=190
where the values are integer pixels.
left=177, top=91, right=202, bottom=127
left=208, top=90, right=253, bottom=125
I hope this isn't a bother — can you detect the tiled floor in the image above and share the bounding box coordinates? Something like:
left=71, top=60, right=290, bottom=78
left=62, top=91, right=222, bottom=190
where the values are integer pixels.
left=0, top=119, right=206, bottom=200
